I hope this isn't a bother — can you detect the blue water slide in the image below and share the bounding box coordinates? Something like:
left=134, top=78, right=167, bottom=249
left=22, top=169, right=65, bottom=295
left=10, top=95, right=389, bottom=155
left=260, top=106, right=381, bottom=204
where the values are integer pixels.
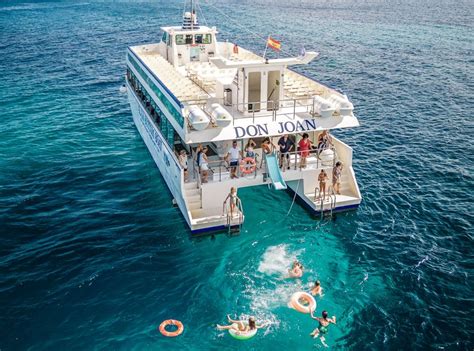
left=265, top=152, right=287, bottom=190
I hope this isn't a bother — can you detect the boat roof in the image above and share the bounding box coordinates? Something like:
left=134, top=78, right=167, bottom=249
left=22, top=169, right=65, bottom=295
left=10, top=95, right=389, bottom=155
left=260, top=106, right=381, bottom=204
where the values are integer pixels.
left=128, top=41, right=359, bottom=144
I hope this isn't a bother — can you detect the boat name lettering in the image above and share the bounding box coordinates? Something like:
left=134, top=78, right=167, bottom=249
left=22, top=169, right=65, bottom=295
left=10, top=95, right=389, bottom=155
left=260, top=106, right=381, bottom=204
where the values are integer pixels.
left=234, top=124, right=269, bottom=138
left=234, top=120, right=319, bottom=138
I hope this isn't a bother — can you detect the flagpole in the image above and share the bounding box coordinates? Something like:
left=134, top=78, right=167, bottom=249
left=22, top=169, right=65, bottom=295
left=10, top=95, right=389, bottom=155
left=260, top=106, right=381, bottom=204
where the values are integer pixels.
left=262, top=35, right=270, bottom=59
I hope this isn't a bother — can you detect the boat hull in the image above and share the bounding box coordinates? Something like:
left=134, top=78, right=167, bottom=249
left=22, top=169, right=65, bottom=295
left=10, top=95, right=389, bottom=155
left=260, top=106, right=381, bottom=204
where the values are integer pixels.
left=127, top=83, right=191, bottom=228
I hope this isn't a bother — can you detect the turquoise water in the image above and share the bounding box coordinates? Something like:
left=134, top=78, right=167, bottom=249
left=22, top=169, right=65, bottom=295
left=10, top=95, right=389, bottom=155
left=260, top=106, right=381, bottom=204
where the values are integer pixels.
left=1, top=0, right=473, bottom=350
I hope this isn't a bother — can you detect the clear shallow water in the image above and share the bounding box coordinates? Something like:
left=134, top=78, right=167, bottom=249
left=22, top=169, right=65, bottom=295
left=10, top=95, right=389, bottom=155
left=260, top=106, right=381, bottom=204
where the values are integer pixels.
left=0, top=0, right=473, bottom=350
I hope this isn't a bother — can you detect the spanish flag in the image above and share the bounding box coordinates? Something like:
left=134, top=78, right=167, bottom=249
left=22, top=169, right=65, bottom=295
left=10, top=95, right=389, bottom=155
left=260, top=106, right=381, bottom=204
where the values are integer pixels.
left=267, top=36, right=281, bottom=51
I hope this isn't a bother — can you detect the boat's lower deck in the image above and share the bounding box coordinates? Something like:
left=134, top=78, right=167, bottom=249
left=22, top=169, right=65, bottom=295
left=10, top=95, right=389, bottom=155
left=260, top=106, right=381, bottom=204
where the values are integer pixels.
left=127, top=77, right=361, bottom=236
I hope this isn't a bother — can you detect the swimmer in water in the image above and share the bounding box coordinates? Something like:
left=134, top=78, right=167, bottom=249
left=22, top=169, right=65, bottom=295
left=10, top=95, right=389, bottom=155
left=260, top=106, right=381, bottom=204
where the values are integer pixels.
left=310, top=310, right=336, bottom=347
left=288, top=260, right=304, bottom=278
left=311, top=280, right=324, bottom=297
left=217, top=315, right=269, bottom=333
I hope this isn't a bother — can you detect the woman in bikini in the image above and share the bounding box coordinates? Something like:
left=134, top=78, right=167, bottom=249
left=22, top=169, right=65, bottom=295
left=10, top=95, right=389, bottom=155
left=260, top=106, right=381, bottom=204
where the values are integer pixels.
left=223, top=187, right=239, bottom=217
left=318, top=169, right=329, bottom=200
left=310, top=310, right=336, bottom=347
left=332, top=161, right=343, bottom=195
left=298, top=133, right=312, bottom=169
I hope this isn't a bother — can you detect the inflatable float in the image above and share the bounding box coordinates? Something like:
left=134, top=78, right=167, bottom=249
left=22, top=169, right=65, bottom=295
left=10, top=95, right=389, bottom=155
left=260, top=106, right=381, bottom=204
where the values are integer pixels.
left=289, top=292, right=316, bottom=314
left=159, top=319, right=184, bottom=337
left=228, top=322, right=257, bottom=340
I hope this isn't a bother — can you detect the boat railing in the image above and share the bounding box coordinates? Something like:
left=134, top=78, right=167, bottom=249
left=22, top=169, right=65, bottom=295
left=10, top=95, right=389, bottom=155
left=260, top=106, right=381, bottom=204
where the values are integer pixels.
left=201, top=157, right=259, bottom=183
left=275, top=145, right=338, bottom=171
left=181, top=96, right=321, bottom=125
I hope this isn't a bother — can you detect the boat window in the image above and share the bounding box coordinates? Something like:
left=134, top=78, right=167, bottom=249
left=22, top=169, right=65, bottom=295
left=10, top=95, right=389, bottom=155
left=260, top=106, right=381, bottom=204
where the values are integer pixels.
left=195, top=34, right=212, bottom=44
left=175, top=35, right=186, bottom=45
left=185, top=34, right=193, bottom=44
left=161, top=32, right=167, bottom=43
left=195, top=34, right=203, bottom=44
left=204, top=34, right=212, bottom=44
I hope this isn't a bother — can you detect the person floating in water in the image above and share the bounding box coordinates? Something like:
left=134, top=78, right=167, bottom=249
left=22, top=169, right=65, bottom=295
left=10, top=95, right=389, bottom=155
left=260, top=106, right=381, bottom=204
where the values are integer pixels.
left=217, top=315, right=269, bottom=333
left=310, top=310, right=336, bottom=347
left=311, top=280, right=324, bottom=297
left=288, top=260, right=304, bottom=278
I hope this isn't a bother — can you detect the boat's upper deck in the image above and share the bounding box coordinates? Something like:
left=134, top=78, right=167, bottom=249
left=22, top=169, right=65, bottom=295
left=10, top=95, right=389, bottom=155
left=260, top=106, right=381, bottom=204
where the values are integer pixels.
left=128, top=38, right=359, bottom=144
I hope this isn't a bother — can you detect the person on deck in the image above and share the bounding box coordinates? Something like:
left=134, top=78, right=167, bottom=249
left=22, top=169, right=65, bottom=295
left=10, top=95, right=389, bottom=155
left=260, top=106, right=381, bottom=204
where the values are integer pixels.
left=226, top=141, right=242, bottom=179
left=178, top=149, right=188, bottom=182
left=318, top=169, right=329, bottom=200
left=310, top=310, right=336, bottom=347
left=260, top=137, right=276, bottom=169
left=199, top=147, right=210, bottom=183
left=194, top=144, right=203, bottom=171
left=317, top=130, right=333, bottom=157
left=223, top=187, right=240, bottom=217
left=332, top=161, right=343, bottom=195
left=245, top=139, right=257, bottom=159
left=278, top=134, right=294, bottom=171
left=298, top=133, right=312, bottom=169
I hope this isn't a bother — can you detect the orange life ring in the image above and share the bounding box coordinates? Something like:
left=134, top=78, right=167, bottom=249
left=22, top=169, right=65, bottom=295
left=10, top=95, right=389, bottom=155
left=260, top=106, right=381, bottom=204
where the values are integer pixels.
left=290, top=292, right=316, bottom=314
left=159, top=319, right=184, bottom=337
left=240, top=157, right=256, bottom=175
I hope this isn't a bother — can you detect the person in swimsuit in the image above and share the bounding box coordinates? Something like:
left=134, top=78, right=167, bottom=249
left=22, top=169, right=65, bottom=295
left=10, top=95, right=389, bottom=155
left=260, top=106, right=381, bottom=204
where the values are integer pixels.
left=310, top=310, right=336, bottom=347
left=260, top=137, right=276, bottom=169
left=332, top=161, right=343, bottom=195
left=288, top=260, right=304, bottom=278
left=311, top=280, right=324, bottom=297
left=199, top=147, right=210, bottom=183
left=245, top=139, right=257, bottom=159
left=178, top=149, right=189, bottom=182
left=217, top=315, right=269, bottom=333
left=318, top=169, right=329, bottom=200
left=298, top=133, right=312, bottom=169
left=223, top=187, right=240, bottom=217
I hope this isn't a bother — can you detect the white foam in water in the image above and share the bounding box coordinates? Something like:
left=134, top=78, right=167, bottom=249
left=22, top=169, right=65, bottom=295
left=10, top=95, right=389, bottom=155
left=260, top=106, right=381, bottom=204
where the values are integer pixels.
left=258, top=244, right=299, bottom=276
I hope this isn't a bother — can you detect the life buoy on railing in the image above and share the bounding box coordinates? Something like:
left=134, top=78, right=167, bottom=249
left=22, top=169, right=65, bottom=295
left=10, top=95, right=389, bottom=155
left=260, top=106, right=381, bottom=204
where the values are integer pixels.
left=240, top=157, right=256, bottom=175
left=159, top=319, right=184, bottom=337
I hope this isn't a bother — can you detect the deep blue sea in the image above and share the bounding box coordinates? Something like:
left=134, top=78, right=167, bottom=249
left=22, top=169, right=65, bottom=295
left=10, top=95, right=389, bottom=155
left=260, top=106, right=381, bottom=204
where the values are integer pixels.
left=1, top=0, right=473, bottom=350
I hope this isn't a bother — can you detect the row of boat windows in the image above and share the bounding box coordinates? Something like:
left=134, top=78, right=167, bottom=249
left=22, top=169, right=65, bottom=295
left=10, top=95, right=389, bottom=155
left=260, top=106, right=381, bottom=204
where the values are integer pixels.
left=127, top=69, right=181, bottom=148
left=162, top=32, right=212, bottom=46
left=127, top=53, right=184, bottom=127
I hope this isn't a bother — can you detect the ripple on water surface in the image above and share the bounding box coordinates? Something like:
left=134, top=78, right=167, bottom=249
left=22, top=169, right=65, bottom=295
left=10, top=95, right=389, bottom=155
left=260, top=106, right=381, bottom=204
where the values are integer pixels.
left=0, top=0, right=473, bottom=350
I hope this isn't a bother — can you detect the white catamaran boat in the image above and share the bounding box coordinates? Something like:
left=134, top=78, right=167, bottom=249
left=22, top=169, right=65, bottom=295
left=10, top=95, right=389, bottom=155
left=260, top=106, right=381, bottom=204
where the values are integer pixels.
left=125, top=2, right=362, bottom=235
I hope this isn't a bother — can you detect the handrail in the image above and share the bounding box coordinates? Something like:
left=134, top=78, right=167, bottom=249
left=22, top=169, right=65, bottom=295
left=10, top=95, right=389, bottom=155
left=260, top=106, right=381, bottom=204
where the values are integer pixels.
left=277, top=145, right=338, bottom=171
left=181, top=96, right=316, bottom=124
left=223, top=196, right=244, bottom=232
left=314, top=187, right=320, bottom=201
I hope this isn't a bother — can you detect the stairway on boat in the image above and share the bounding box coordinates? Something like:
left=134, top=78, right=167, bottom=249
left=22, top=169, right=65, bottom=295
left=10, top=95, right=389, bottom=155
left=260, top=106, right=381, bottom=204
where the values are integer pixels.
left=305, top=168, right=360, bottom=213
left=184, top=181, right=243, bottom=232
